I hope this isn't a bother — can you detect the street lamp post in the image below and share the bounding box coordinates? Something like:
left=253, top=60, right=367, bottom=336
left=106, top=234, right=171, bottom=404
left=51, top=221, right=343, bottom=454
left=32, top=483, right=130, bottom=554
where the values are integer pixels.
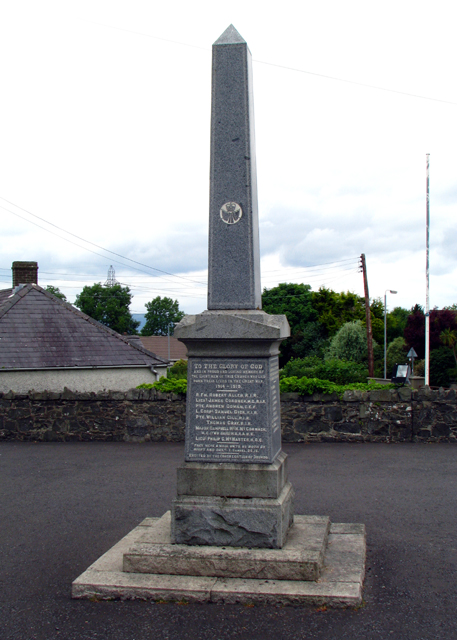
left=384, top=290, right=397, bottom=379
left=167, top=322, right=175, bottom=364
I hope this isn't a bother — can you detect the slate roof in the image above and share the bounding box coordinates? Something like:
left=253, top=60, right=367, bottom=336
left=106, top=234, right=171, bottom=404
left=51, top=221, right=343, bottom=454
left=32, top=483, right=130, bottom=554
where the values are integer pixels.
left=138, top=336, right=188, bottom=361
left=0, top=284, right=169, bottom=370
left=0, top=288, right=12, bottom=307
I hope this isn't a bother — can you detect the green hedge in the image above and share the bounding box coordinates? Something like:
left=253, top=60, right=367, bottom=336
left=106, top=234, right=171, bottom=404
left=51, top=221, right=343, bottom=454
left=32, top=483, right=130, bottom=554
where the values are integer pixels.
left=280, top=357, right=368, bottom=384
left=137, top=378, right=187, bottom=394
left=279, top=376, right=394, bottom=396
left=137, top=376, right=394, bottom=397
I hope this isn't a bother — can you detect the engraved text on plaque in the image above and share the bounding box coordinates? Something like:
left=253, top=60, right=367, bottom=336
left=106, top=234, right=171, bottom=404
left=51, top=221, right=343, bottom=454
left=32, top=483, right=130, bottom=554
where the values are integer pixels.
left=185, top=357, right=281, bottom=464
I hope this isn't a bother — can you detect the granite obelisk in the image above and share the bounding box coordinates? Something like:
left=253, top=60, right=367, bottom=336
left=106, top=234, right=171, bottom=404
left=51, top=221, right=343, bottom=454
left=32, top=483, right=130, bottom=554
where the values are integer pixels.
left=172, top=25, right=293, bottom=548
left=208, top=24, right=261, bottom=310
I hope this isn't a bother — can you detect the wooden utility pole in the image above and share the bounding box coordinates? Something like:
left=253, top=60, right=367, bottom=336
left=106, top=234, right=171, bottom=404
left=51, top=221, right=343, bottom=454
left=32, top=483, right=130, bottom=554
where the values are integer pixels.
left=360, top=254, right=374, bottom=377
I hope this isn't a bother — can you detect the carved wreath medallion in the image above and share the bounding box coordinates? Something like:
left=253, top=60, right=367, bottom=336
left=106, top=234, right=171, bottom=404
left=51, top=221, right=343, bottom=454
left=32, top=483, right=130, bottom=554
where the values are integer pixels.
left=220, top=202, right=242, bottom=224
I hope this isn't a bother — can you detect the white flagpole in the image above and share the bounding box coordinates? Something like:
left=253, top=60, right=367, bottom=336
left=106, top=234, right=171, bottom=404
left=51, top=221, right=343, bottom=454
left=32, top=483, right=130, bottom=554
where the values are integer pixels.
left=425, top=154, right=430, bottom=386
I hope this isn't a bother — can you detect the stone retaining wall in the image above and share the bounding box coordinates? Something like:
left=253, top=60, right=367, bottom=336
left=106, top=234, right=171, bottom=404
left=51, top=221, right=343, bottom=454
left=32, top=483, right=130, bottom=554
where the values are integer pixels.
left=0, top=389, right=186, bottom=443
left=0, top=387, right=456, bottom=443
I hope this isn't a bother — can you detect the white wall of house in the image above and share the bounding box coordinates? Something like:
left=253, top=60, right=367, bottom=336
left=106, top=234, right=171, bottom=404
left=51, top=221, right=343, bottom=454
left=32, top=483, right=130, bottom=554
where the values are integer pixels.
left=0, top=366, right=167, bottom=394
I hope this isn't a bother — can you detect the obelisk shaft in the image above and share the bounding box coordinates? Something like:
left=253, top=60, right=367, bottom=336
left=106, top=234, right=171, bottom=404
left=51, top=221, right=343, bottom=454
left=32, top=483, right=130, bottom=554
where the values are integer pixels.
left=172, top=26, right=292, bottom=548
left=207, top=25, right=261, bottom=310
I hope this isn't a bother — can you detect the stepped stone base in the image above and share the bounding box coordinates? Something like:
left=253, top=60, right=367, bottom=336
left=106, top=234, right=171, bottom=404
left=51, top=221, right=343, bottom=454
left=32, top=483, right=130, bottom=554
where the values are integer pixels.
left=176, top=452, right=289, bottom=499
left=126, top=511, right=328, bottom=581
left=172, top=452, right=294, bottom=549
left=72, top=513, right=366, bottom=607
left=172, top=482, right=294, bottom=549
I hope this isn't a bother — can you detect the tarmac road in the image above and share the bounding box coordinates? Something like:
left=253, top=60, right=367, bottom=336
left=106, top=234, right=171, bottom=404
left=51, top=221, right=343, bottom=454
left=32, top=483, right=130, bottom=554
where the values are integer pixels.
left=1, top=441, right=456, bottom=640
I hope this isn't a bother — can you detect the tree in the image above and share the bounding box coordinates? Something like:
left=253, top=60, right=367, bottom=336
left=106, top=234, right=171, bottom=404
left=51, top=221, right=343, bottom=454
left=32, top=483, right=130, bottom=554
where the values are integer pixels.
left=403, top=307, right=425, bottom=357
left=75, top=283, right=140, bottom=335
left=262, top=283, right=319, bottom=366
left=387, top=307, right=410, bottom=344
left=326, top=320, right=371, bottom=364
left=289, top=322, right=328, bottom=360
left=141, top=296, right=185, bottom=336
left=441, top=328, right=457, bottom=366
left=404, top=308, right=457, bottom=359
left=429, top=347, right=456, bottom=387
left=262, top=283, right=317, bottom=334
left=168, top=359, right=188, bottom=380
left=45, top=285, right=67, bottom=301
left=312, top=288, right=366, bottom=337
left=386, top=336, right=408, bottom=376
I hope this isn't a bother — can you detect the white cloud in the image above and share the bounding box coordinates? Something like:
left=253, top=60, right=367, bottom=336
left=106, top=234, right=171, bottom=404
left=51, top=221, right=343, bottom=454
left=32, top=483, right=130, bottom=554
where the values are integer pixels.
left=1, top=0, right=456, bottom=315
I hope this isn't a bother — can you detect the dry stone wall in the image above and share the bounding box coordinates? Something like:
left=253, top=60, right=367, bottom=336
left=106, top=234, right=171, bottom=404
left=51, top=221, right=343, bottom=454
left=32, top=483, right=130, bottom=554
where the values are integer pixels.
left=0, top=387, right=456, bottom=443
left=0, top=388, right=186, bottom=443
left=281, top=387, right=457, bottom=443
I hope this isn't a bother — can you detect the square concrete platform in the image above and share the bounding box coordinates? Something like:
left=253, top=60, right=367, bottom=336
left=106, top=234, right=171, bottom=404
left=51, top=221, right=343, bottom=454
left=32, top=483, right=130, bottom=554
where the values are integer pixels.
left=72, top=513, right=366, bottom=607
left=125, top=511, right=329, bottom=581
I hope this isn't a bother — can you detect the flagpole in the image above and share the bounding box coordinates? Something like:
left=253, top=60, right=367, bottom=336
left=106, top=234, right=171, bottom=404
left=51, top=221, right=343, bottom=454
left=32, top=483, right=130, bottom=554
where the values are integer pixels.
left=425, top=154, right=430, bottom=386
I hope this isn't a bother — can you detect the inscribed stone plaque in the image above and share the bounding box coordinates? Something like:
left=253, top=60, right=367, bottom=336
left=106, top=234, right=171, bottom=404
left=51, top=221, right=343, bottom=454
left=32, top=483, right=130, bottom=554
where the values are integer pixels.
left=185, top=357, right=281, bottom=464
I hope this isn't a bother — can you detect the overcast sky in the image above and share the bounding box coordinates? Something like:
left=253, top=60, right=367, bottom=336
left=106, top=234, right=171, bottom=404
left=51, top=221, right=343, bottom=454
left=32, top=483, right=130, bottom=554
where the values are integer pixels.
left=1, top=0, right=455, bottom=316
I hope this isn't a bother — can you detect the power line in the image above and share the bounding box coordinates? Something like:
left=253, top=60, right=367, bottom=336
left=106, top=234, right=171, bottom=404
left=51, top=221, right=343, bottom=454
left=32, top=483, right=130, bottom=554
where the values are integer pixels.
left=0, top=198, right=206, bottom=286
left=261, top=257, right=359, bottom=274
left=0, top=267, right=208, bottom=285
left=85, top=19, right=457, bottom=106
left=254, top=59, right=457, bottom=107
left=261, top=265, right=359, bottom=285
left=81, top=18, right=209, bottom=52
left=261, top=267, right=358, bottom=283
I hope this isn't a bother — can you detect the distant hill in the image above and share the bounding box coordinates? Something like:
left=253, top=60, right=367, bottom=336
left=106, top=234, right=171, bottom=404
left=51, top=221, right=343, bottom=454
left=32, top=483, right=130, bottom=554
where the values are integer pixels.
left=132, top=314, right=146, bottom=331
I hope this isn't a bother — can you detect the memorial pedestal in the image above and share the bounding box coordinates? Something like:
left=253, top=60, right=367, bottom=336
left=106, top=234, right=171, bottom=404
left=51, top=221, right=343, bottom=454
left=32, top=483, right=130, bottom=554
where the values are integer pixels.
left=173, top=310, right=293, bottom=548
left=72, top=513, right=366, bottom=607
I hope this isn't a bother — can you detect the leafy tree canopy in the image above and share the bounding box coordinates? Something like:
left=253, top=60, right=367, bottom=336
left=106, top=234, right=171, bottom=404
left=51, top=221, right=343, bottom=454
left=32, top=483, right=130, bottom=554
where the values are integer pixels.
left=262, top=283, right=318, bottom=366
left=262, top=283, right=317, bottom=334
left=404, top=308, right=457, bottom=359
left=369, top=297, right=385, bottom=320
left=45, top=285, right=67, bottom=301
left=371, top=317, right=384, bottom=346
left=311, top=288, right=366, bottom=337
left=168, top=359, right=188, bottom=380
left=289, top=321, right=328, bottom=360
left=75, top=283, right=140, bottom=335
left=441, top=328, right=457, bottom=366
left=429, top=346, right=457, bottom=387
left=281, top=356, right=367, bottom=384
left=141, top=296, right=185, bottom=336
left=386, top=336, right=408, bottom=375
left=386, top=307, right=410, bottom=344
left=326, top=320, right=371, bottom=364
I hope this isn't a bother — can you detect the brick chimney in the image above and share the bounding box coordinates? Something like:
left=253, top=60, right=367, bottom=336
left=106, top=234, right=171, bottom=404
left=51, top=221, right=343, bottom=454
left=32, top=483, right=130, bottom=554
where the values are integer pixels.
left=12, top=261, right=38, bottom=287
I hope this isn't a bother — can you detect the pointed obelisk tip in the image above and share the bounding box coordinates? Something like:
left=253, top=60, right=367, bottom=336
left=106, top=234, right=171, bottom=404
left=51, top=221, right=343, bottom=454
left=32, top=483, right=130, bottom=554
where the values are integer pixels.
left=213, top=24, right=246, bottom=45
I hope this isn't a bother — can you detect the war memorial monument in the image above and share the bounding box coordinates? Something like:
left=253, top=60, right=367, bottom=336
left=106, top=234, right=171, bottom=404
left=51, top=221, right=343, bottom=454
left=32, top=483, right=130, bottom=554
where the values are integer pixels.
left=73, top=25, right=366, bottom=606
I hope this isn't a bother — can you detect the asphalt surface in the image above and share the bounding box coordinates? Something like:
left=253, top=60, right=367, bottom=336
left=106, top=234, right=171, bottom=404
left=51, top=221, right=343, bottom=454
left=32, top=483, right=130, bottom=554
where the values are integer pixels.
left=1, top=441, right=457, bottom=640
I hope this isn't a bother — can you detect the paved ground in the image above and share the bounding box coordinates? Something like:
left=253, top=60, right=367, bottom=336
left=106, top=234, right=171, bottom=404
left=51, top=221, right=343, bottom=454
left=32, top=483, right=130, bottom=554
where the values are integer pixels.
left=1, top=441, right=456, bottom=640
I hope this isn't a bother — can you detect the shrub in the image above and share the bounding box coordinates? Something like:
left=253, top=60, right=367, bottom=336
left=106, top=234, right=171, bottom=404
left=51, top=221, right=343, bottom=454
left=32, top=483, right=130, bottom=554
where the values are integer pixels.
left=280, top=356, right=321, bottom=379
left=137, top=378, right=187, bottom=394
left=281, top=357, right=367, bottom=384
left=429, top=347, right=457, bottom=387
left=326, top=321, right=371, bottom=364
left=414, top=359, right=425, bottom=376
left=386, top=337, right=408, bottom=374
left=279, top=376, right=395, bottom=396
left=168, top=359, right=188, bottom=380
left=137, top=375, right=393, bottom=397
